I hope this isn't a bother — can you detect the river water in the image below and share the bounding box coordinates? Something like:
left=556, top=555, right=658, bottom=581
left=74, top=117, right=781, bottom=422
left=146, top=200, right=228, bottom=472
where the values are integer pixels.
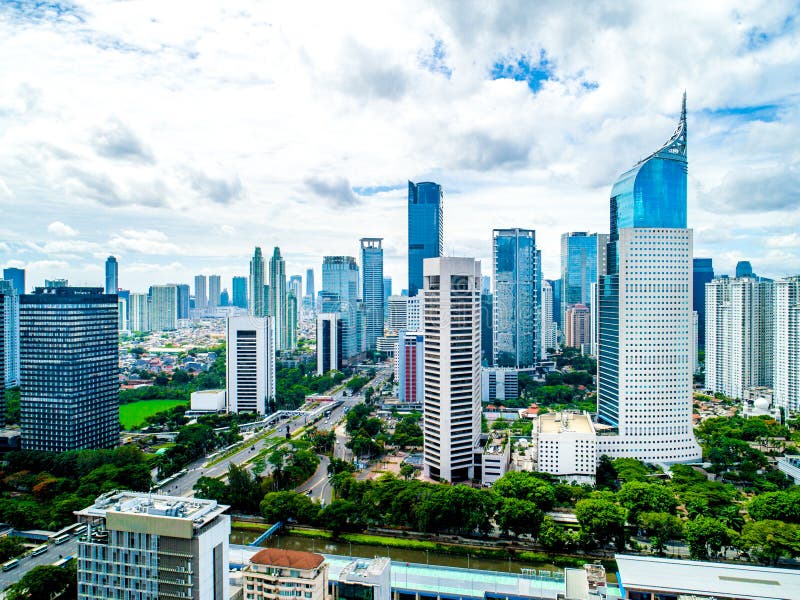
left=231, top=530, right=570, bottom=575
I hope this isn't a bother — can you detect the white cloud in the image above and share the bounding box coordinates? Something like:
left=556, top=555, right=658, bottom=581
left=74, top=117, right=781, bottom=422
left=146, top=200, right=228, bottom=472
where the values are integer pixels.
left=767, top=233, right=800, bottom=248
left=108, top=229, right=180, bottom=255
left=47, top=221, right=79, bottom=237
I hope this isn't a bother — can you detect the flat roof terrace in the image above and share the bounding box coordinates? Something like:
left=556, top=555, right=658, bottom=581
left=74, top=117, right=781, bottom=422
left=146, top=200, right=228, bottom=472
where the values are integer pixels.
left=539, top=412, right=594, bottom=435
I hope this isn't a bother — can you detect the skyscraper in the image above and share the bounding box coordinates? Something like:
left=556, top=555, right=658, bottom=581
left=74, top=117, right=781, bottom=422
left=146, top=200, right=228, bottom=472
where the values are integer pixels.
left=176, top=284, right=190, bottom=319
left=19, top=287, right=118, bottom=451
left=104, top=256, right=118, bottom=295
left=286, top=290, right=298, bottom=351
left=0, top=290, right=5, bottom=410
left=306, top=268, right=315, bottom=298
left=289, top=275, right=302, bottom=305
left=232, top=276, right=248, bottom=309
left=705, top=277, right=774, bottom=399
left=693, top=258, right=714, bottom=349
left=268, top=247, right=287, bottom=350
left=321, top=256, right=360, bottom=360
left=549, top=278, right=562, bottom=329
left=383, top=277, right=392, bottom=318
left=481, top=291, right=493, bottom=367
left=0, top=280, right=20, bottom=389
left=736, top=260, right=754, bottom=278
left=149, top=285, right=178, bottom=331
left=360, top=238, right=384, bottom=352
left=2, top=268, right=24, bottom=295
left=560, top=232, right=608, bottom=326
left=422, top=257, right=481, bottom=482
left=775, top=276, right=800, bottom=412
left=386, top=295, right=408, bottom=331
left=408, top=181, right=443, bottom=297
left=250, top=247, right=266, bottom=318
left=398, top=330, right=423, bottom=403
left=565, top=304, right=591, bottom=349
left=541, top=280, right=557, bottom=352
left=130, top=293, right=150, bottom=332
left=492, top=228, right=539, bottom=368
left=208, top=274, right=221, bottom=309
left=316, top=313, right=343, bottom=375
left=597, top=94, right=701, bottom=463
left=194, top=275, right=207, bottom=311
left=226, top=316, right=276, bottom=414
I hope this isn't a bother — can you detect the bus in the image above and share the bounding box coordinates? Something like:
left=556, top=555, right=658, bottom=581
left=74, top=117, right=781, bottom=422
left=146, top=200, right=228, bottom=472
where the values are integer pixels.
left=2, top=559, right=19, bottom=572
left=53, top=534, right=69, bottom=545
left=73, top=525, right=87, bottom=537
left=31, top=544, right=48, bottom=556
left=52, top=556, right=73, bottom=568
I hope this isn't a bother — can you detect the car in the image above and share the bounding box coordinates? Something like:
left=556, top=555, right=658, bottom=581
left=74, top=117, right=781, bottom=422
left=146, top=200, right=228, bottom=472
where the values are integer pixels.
left=305, top=489, right=312, bottom=495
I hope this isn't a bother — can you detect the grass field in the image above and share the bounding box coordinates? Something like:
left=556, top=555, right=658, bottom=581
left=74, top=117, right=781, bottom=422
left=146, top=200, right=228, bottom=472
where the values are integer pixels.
left=120, top=399, right=187, bottom=430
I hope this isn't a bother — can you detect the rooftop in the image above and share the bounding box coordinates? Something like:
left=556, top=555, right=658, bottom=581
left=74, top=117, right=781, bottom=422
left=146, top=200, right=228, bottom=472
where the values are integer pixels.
left=615, top=554, right=800, bottom=599
left=539, top=412, right=595, bottom=435
left=339, top=557, right=390, bottom=580
left=250, top=548, right=325, bottom=570
left=75, top=490, right=229, bottom=531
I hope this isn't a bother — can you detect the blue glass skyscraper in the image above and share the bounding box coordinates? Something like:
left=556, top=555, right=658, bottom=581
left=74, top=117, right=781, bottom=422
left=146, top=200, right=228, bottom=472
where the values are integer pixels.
left=360, top=238, right=384, bottom=352
left=3, top=268, right=25, bottom=295
left=408, top=181, right=443, bottom=297
left=560, top=232, right=607, bottom=326
left=597, top=94, right=701, bottom=463
left=692, top=258, right=714, bottom=348
left=493, top=229, right=539, bottom=368
left=321, top=256, right=360, bottom=359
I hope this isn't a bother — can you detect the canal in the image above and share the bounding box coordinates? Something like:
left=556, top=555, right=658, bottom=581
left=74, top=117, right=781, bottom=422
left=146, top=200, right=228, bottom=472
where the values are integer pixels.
left=231, top=530, right=579, bottom=576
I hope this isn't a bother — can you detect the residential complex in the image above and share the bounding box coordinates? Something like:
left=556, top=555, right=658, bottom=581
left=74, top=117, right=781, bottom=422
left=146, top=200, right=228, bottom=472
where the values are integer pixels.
left=243, top=548, right=327, bottom=600
left=249, top=247, right=267, bottom=318
left=397, top=330, right=423, bottom=403
left=775, top=276, right=800, bottom=411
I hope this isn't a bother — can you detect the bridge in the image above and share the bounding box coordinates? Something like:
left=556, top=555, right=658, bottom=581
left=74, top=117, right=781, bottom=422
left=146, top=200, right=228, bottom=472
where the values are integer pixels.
left=248, top=521, right=283, bottom=546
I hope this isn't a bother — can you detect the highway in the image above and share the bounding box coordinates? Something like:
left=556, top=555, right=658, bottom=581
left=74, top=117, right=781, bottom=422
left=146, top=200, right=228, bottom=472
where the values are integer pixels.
left=158, top=367, right=391, bottom=499
left=0, top=538, right=78, bottom=589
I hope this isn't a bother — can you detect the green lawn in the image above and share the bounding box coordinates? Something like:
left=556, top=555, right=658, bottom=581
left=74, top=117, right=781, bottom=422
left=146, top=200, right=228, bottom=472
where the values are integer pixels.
left=120, top=400, right=187, bottom=430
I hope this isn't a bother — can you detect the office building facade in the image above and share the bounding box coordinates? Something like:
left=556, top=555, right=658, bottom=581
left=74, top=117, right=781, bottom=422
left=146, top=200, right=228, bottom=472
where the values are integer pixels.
left=306, top=268, right=315, bottom=298
left=692, top=258, right=714, bottom=349
left=268, top=247, right=287, bottom=350
left=597, top=95, right=701, bottom=463
left=208, top=275, right=221, bottom=309
left=492, top=228, right=540, bottom=368
left=398, top=330, right=423, bottom=403
left=408, top=181, right=443, bottom=297
left=560, top=232, right=608, bottom=326
left=422, top=257, right=481, bottom=482
left=232, top=276, right=248, bottom=309
left=481, top=292, right=493, bottom=367
left=76, top=491, right=230, bottom=600
left=104, top=256, right=118, bottom=294
left=226, top=316, right=276, bottom=414
left=360, top=238, right=384, bottom=352
left=406, top=295, right=422, bottom=332
left=386, top=295, right=408, bottom=331
left=289, top=275, right=302, bottom=306
left=194, top=275, right=207, bottom=312
left=176, top=283, right=190, bottom=319
left=286, top=291, right=298, bottom=351
left=2, top=268, right=24, bottom=295
left=321, top=256, right=360, bottom=360
left=541, top=280, right=557, bottom=352
left=565, top=304, right=591, bottom=349
left=316, top=313, right=343, bottom=375
left=0, top=280, right=19, bottom=389
left=19, top=287, right=119, bottom=451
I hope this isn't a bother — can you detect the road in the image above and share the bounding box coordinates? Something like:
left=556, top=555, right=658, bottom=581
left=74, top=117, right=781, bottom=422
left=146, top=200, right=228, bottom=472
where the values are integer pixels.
left=0, top=538, right=78, bottom=589
left=157, top=367, right=391, bottom=499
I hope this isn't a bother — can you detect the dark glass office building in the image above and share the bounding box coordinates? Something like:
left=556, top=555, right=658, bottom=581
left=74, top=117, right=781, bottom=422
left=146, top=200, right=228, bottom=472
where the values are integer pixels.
left=692, top=258, right=714, bottom=348
left=176, top=284, right=190, bottom=319
left=408, top=181, right=443, bottom=297
left=2, top=268, right=24, bottom=295
left=19, top=287, right=119, bottom=451
left=232, top=276, right=248, bottom=309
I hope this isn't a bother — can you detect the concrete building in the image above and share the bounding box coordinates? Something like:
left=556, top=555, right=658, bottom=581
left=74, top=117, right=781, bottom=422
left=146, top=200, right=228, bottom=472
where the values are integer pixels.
left=250, top=247, right=267, bottom=318
left=775, top=276, right=800, bottom=412
left=129, top=292, right=150, bottom=332
left=118, top=297, right=129, bottom=333
left=149, top=284, right=178, bottom=331
left=190, top=390, right=226, bottom=412
left=334, top=557, right=391, bottom=600
left=244, top=548, right=328, bottom=600
left=226, top=316, right=276, bottom=414
left=481, top=433, right=510, bottom=486
left=286, top=290, right=298, bottom=351
left=104, top=255, right=118, bottom=294
left=481, top=367, right=519, bottom=403
left=386, top=295, right=408, bottom=331
left=194, top=274, right=207, bottom=312
left=537, top=412, right=597, bottom=484
left=705, top=277, right=775, bottom=400
left=564, top=304, right=591, bottom=349
left=406, top=295, right=422, bottom=332
left=541, top=280, right=557, bottom=352
left=208, top=274, right=221, bottom=309
left=422, top=257, right=481, bottom=482
left=76, top=491, right=230, bottom=600
left=19, top=287, right=119, bottom=451
left=361, top=238, right=384, bottom=352
left=596, top=94, right=701, bottom=463
left=398, top=330, right=423, bottom=403
left=317, top=313, right=342, bottom=375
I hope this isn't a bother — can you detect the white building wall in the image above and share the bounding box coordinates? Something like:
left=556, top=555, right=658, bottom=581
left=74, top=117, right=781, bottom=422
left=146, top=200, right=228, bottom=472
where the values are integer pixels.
left=407, top=295, right=422, bottom=331
left=196, top=515, right=230, bottom=600
left=597, top=228, right=701, bottom=463
left=2, top=290, right=19, bottom=387
left=775, top=277, right=800, bottom=412
left=227, top=316, right=275, bottom=414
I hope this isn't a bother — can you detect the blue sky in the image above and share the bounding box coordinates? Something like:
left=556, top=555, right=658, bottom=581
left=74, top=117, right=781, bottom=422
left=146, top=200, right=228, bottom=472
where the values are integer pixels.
left=1, top=1, right=799, bottom=293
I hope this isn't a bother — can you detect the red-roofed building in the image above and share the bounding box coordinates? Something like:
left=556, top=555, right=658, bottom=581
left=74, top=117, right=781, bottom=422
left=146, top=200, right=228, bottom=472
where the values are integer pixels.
left=244, top=548, right=327, bottom=599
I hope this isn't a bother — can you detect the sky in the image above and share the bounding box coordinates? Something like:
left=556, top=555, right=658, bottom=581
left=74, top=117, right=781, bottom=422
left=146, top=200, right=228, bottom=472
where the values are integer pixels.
left=1, top=1, right=799, bottom=294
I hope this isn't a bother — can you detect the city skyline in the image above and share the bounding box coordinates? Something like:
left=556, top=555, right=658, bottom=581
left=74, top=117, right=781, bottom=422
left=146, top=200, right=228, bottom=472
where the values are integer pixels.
left=1, top=3, right=799, bottom=291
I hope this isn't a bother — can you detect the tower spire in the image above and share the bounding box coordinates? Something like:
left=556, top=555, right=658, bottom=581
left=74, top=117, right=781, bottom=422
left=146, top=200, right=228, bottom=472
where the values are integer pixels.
left=638, top=93, right=687, bottom=163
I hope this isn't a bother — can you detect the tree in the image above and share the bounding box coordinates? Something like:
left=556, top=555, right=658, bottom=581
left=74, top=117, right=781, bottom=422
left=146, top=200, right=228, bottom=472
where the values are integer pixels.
left=194, top=477, right=228, bottom=503
left=538, top=516, right=577, bottom=554
left=493, top=472, right=556, bottom=510
left=637, top=512, right=683, bottom=555
left=261, top=491, right=317, bottom=524
left=227, top=464, right=263, bottom=513
left=6, top=563, right=76, bottom=600
left=748, top=491, right=800, bottom=523
left=684, top=516, right=733, bottom=560
left=0, top=537, right=25, bottom=563
left=399, top=463, right=416, bottom=480
left=617, top=481, right=677, bottom=522
left=575, top=498, right=627, bottom=550
left=317, top=499, right=365, bottom=536
left=739, top=520, right=800, bottom=565
left=496, top=498, right=544, bottom=538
